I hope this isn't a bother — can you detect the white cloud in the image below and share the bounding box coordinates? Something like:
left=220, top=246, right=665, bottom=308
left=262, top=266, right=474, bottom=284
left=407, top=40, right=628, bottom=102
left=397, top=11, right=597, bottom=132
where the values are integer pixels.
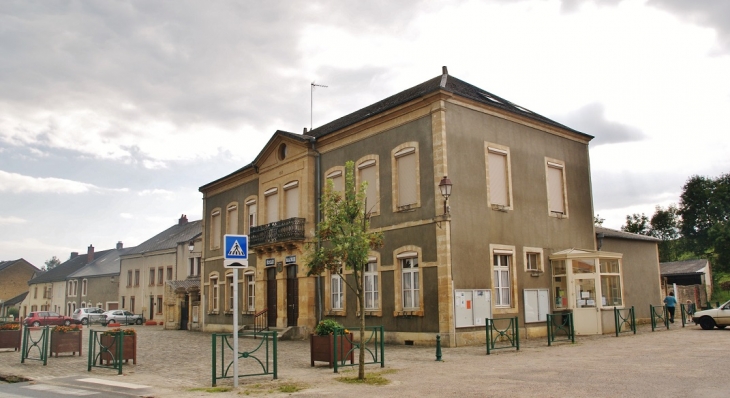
left=0, top=216, right=26, bottom=225
left=119, top=213, right=133, bottom=219
left=0, top=170, right=128, bottom=194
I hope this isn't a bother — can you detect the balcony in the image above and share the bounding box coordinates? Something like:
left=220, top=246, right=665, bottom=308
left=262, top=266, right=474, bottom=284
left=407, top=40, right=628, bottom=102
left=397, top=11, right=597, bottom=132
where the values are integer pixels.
left=250, top=217, right=306, bottom=252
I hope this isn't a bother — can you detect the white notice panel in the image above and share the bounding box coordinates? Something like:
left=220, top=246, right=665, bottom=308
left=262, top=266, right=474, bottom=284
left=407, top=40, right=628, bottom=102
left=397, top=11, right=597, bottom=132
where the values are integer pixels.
left=524, top=289, right=549, bottom=323
left=454, top=289, right=492, bottom=328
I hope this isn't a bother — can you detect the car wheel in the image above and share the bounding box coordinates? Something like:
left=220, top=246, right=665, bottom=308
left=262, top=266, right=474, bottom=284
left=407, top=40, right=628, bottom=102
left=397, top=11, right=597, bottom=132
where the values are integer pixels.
left=81, top=318, right=89, bottom=325
left=135, top=318, right=143, bottom=325
left=63, top=320, right=71, bottom=326
left=32, top=321, right=41, bottom=327
left=699, top=317, right=715, bottom=330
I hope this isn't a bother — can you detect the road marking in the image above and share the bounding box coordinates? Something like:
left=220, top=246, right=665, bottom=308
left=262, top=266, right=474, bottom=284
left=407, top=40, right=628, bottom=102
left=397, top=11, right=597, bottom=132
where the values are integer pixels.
left=22, top=384, right=97, bottom=395
left=76, top=378, right=150, bottom=389
left=0, top=392, right=27, bottom=398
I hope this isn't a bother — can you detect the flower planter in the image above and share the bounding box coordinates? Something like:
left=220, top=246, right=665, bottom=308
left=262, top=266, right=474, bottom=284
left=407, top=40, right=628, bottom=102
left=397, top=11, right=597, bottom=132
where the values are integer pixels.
left=0, top=329, right=22, bottom=351
left=50, top=330, right=83, bottom=357
left=100, top=334, right=137, bottom=364
left=310, top=333, right=354, bottom=367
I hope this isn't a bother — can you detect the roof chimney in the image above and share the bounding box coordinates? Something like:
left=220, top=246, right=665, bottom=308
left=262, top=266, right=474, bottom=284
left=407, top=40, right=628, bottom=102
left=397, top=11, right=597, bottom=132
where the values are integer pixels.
left=87, top=244, right=95, bottom=263
left=303, top=127, right=308, bottom=134
left=442, top=66, right=448, bottom=75
left=116, top=241, right=123, bottom=250
left=70, top=252, right=79, bottom=259
left=179, top=214, right=188, bottom=225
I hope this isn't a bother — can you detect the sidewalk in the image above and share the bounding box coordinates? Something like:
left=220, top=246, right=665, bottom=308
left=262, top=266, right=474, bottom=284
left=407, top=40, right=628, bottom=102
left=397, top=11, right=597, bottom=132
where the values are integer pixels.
left=1, top=323, right=728, bottom=397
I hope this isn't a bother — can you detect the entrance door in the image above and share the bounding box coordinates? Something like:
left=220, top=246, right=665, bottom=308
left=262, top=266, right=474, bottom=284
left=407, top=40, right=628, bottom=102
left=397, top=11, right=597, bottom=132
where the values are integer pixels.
left=572, top=277, right=601, bottom=335
left=266, top=267, right=277, bottom=327
left=286, top=265, right=299, bottom=327
left=149, top=296, right=154, bottom=320
left=180, top=296, right=189, bottom=330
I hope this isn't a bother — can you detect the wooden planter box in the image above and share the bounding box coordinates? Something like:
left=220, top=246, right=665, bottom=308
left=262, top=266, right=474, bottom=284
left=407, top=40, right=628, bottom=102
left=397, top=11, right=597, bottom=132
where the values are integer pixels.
left=310, top=333, right=354, bottom=367
left=100, top=334, right=137, bottom=364
left=50, top=330, right=83, bottom=357
left=0, top=329, right=22, bottom=351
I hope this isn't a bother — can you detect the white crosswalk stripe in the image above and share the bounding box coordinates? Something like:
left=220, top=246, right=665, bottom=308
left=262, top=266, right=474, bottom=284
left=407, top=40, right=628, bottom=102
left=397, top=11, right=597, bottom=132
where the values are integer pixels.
left=76, top=378, right=149, bottom=389
left=22, top=384, right=97, bottom=395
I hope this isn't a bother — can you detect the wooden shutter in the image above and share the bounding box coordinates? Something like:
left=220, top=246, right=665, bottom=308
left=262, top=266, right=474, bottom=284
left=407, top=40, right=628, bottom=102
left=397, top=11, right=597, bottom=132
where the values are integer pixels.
left=488, top=149, right=509, bottom=206
left=265, top=189, right=279, bottom=223
left=359, top=162, right=377, bottom=211
left=396, top=150, right=417, bottom=206
left=284, top=182, right=299, bottom=219
left=547, top=164, right=565, bottom=214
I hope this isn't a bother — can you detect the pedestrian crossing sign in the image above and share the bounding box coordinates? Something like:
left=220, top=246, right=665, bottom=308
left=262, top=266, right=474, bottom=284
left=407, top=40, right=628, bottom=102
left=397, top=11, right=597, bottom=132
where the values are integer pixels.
left=224, top=234, right=248, bottom=268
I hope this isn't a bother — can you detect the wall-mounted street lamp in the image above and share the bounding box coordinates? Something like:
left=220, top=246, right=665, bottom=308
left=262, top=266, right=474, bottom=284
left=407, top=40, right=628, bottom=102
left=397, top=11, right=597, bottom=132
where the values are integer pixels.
left=438, top=175, right=453, bottom=215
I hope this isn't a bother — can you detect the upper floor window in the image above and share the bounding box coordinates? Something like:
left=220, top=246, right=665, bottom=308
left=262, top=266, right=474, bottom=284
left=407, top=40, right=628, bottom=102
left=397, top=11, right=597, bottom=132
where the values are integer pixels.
left=486, top=144, right=513, bottom=210
left=284, top=181, right=300, bottom=219
left=227, top=203, right=238, bottom=234
left=210, top=209, right=222, bottom=249
left=264, top=187, right=279, bottom=224
left=189, top=257, right=201, bottom=277
left=81, top=279, right=87, bottom=296
left=157, top=267, right=164, bottom=285
left=393, top=144, right=420, bottom=210
left=167, top=266, right=173, bottom=281
left=245, top=198, right=257, bottom=234
left=134, top=269, right=140, bottom=286
left=326, top=169, right=344, bottom=193
left=546, top=160, right=568, bottom=217
left=127, top=270, right=132, bottom=287
left=358, top=157, right=379, bottom=215
left=149, top=268, right=156, bottom=286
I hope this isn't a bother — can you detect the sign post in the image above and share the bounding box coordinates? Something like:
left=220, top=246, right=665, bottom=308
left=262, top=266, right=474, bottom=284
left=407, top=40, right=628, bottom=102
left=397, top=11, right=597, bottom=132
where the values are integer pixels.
left=224, top=234, right=249, bottom=387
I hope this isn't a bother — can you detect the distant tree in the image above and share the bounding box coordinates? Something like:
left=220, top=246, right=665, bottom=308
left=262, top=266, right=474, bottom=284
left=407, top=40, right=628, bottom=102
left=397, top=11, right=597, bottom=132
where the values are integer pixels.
left=305, top=161, right=383, bottom=380
left=7, top=307, right=19, bottom=319
left=594, top=215, right=605, bottom=226
left=650, top=205, right=681, bottom=262
left=621, top=213, right=651, bottom=235
left=44, top=256, right=61, bottom=271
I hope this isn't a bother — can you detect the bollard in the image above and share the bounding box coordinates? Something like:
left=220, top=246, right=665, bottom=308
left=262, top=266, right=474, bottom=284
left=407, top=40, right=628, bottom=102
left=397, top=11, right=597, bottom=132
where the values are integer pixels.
left=435, top=335, right=442, bottom=361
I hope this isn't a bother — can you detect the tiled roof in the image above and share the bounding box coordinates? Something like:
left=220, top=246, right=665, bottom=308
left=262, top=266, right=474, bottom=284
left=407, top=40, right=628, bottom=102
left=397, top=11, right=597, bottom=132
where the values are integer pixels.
left=0, top=259, right=38, bottom=273
left=595, top=226, right=661, bottom=242
left=2, top=291, right=28, bottom=306
left=308, top=73, right=591, bottom=140
left=660, top=259, right=709, bottom=276
left=68, top=247, right=135, bottom=278
left=124, top=220, right=202, bottom=255
left=28, top=250, right=113, bottom=285
left=167, top=278, right=201, bottom=291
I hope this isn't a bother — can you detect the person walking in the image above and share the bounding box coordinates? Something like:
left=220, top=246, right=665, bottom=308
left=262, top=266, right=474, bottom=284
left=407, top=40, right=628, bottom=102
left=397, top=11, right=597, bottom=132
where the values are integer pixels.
left=664, top=291, right=677, bottom=323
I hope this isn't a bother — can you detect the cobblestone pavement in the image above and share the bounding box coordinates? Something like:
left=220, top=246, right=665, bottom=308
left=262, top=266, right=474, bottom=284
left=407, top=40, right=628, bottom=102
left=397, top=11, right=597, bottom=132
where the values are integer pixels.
left=1, top=323, right=728, bottom=397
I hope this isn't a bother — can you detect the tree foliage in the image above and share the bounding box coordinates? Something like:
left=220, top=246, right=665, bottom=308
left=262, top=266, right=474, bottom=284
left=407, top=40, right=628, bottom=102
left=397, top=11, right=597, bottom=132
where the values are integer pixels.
left=305, top=161, right=383, bottom=380
left=594, top=215, right=605, bottom=226
left=621, top=213, right=651, bottom=235
left=44, top=256, right=61, bottom=271
left=650, top=205, right=681, bottom=262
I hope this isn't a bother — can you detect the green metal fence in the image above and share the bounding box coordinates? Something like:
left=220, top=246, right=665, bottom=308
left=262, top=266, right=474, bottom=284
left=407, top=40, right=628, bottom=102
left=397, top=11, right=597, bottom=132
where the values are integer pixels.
left=87, top=330, right=123, bottom=375
left=547, top=313, right=575, bottom=346
left=614, top=306, right=636, bottom=336
left=650, top=304, right=669, bottom=331
left=211, top=331, right=278, bottom=387
left=21, top=326, right=49, bottom=365
left=680, top=303, right=695, bottom=327
left=486, top=317, right=519, bottom=355
left=332, top=326, right=385, bottom=373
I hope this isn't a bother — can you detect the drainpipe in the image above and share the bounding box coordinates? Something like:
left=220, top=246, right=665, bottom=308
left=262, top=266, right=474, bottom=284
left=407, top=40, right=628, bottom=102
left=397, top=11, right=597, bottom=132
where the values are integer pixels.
left=309, top=133, right=323, bottom=322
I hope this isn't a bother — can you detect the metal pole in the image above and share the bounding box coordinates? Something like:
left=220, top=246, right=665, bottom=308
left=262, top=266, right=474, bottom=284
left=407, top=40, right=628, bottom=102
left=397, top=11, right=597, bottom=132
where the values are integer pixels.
left=435, top=335, right=442, bottom=361
left=233, top=268, right=239, bottom=387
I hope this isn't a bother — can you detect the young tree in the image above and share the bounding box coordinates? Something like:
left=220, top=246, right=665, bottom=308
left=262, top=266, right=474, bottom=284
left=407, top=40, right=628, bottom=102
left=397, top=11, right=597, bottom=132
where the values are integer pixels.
left=621, top=213, right=651, bottom=235
left=44, top=256, right=61, bottom=271
left=594, top=215, right=605, bottom=226
left=306, top=161, right=383, bottom=380
left=650, top=205, right=681, bottom=262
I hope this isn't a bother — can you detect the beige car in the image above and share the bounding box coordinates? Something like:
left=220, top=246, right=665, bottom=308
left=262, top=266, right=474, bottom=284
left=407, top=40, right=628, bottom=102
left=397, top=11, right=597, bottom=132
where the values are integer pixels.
left=693, top=299, right=730, bottom=330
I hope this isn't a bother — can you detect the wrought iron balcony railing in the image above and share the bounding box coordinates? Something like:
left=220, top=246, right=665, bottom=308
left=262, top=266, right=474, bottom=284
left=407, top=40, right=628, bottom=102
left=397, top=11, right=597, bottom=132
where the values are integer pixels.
left=249, top=217, right=306, bottom=247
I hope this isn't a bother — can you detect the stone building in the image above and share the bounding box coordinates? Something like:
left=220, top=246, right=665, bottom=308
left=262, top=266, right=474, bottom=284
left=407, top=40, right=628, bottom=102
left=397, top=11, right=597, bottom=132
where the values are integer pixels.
left=0, top=259, right=39, bottom=304
left=66, top=242, right=132, bottom=313
left=199, top=68, right=662, bottom=345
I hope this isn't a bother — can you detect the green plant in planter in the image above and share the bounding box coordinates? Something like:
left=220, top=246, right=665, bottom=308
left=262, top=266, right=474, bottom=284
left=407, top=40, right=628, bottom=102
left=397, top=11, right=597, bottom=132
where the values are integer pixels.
left=314, top=319, right=346, bottom=336
left=51, top=325, right=80, bottom=333
left=102, top=327, right=136, bottom=336
left=0, top=323, right=20, bottom=331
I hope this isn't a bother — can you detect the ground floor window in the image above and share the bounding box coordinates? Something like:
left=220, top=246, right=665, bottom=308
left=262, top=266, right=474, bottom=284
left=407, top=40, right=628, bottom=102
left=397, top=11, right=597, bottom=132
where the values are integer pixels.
left=365, top=260, right=379, bottom=310
left=156, top=296, right=163, bottom=314
left=493, top=253, right=512, bottom=307
left=401, top=257, right=419, bottom=310
left=246, top=274, right=255, bottom=312
left=331, top=269, right=343, bottom=310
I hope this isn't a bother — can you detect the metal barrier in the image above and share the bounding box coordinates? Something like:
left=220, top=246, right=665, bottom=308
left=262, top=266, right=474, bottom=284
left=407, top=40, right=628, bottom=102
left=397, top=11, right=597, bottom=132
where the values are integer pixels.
left=650, top=305, right=669, bottom=331
left=21, top=326, right=49, bottom=365
left=614, top=306, right=636, bottom=336
left=547, top=313, right=575, bottom=346
left=486, top=317, right=519, bottom=354
left=680, top=303, right=695, bottom=327
left=253, top=308, right=268, bottom=337
left=332, top=326, right=385, bottom=373
left=87, top=330, right=124, bottom=375
left=211, top=331, right=277, bottom=387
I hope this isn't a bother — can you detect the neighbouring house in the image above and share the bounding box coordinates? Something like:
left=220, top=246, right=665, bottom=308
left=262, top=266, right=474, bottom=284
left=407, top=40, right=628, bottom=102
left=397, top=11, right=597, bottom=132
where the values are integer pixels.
left=23, top=247, right=107, bottom=317
left=199, top=67, right=662, bottom=345
left=0, top=291, right=28, bottom=319
left=118, top=215, right=202, bottom=326
left=660, top=259, right=712, bottom=309
left=66, top=242, right=133, bottom=313
left=165, top=234, right=203, bottom=331
left=0, top=259, right=39, bottom=305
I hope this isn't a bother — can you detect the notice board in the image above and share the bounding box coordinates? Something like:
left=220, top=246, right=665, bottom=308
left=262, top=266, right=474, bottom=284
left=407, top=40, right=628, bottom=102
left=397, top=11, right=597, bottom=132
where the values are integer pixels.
left=455, top=289, right=492, bottom=328
left=524, top=289, right=549, bottom=323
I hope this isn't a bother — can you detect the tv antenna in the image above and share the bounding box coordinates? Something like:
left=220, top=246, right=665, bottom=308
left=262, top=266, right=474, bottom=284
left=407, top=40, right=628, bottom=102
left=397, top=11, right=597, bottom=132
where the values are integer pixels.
left=311, top=82, right=328, bottom=131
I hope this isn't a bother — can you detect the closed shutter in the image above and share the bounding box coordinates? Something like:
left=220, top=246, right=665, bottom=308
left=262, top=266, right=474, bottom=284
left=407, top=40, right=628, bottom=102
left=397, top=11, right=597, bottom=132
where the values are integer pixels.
left=227, top=205, right=238, bottom=234
left=284, top=182, right=299, bottom=219
left=547, top=164, right=565, bottom=214
left=265, top=190, right=279, bottom=223
left=359, top=163, right=377, bottom=211
left=488, top=150, right=509, bottom=206
left=396, top=150, right=417, bottom=206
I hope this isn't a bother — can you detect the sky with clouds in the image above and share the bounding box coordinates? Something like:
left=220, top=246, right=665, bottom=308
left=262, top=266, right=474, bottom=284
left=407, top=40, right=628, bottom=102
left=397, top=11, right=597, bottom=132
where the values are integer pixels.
left=1, top=0, right=729, bottom=268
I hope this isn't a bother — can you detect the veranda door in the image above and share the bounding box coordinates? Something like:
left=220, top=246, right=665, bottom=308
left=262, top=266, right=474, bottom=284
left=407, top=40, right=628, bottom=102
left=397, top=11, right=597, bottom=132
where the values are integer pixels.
left=572, top=276, right=601, bottom=335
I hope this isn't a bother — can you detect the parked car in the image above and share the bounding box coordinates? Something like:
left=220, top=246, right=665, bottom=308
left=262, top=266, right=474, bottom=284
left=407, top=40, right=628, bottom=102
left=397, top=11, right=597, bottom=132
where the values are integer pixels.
left=72, top=307, right=105, bottom=325
left=23, top=311, right=75, bottom=327
left=693, top=299, right=730, bottom=330
left=100, top=310, right=144, bottom=326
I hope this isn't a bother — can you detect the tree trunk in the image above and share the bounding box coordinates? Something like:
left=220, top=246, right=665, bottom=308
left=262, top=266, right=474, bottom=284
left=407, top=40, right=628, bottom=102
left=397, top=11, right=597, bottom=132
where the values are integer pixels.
left=358, top=265, right=366, bottom=380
